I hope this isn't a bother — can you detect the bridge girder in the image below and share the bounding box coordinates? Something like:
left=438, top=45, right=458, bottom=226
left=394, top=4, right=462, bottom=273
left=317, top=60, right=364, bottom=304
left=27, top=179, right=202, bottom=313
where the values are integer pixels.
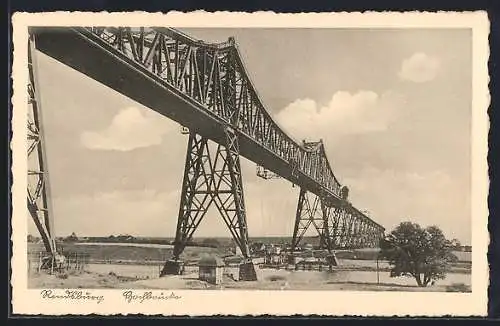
left=28, top=26, right=385, bottom=266
left=31, top=27, right=352, bottom=206
left=292, top=189, right=385, bottom=253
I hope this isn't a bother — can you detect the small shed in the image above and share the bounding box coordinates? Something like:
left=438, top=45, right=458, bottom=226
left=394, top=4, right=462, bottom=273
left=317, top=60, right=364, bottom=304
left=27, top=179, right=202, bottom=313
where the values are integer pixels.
left=198, top=256, right=225, bottom=285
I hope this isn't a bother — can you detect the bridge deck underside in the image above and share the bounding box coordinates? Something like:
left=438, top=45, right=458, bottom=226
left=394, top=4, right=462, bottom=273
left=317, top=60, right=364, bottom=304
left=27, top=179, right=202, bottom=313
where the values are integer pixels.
left=32, top=28, right=384, bottom=242
left=33, top=28, right=345, bottom=205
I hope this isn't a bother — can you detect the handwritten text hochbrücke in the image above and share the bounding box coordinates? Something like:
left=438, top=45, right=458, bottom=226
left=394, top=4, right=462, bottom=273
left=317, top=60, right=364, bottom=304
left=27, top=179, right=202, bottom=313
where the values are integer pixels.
left=122, top=291, right=182, bottom=303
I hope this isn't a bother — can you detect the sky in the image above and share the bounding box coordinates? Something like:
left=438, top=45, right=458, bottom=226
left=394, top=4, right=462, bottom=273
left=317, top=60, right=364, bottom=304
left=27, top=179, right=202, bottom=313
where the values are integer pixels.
left=27, top=28, right=472, bottom=244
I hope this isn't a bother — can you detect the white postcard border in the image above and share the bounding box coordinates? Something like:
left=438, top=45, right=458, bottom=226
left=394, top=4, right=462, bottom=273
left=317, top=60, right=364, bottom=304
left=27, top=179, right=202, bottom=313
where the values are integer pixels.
left=11, top=11, right=490, bottom=316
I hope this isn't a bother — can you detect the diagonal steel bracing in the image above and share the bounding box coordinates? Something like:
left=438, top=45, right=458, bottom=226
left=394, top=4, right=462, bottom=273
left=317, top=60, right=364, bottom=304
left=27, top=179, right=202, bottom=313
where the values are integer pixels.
left=73, top=27, right=350, bottom=203
left=171, top=134, right=213, bottom=258
left=291, top=189, right=384, bottom=255
left=29, top=27, right=386, bottom=268
left=27, top=35, right=57, bottom=255
left=291, top=189, right=332, bottom=252
left=165, top=129, right=256, bottom=281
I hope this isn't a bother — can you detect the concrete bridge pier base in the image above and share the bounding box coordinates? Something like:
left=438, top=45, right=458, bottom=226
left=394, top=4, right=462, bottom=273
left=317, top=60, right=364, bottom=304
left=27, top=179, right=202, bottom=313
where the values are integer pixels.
left=160, top=259, right=184, bottom=277
left=326, top=254, right=339, bottom=268
left=239, top=260, right=257, bottom=281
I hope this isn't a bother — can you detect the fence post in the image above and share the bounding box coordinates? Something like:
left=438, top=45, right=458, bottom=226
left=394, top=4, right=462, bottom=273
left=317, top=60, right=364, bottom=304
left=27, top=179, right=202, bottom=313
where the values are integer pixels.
left=37, top=252, right=42, bottom=273
left=50, top=255, right=54, bottom=275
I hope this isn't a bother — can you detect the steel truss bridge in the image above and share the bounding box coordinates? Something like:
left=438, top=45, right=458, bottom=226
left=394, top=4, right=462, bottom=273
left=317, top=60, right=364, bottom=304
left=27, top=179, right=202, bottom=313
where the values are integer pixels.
left=27, top=26, right=385, bottom=280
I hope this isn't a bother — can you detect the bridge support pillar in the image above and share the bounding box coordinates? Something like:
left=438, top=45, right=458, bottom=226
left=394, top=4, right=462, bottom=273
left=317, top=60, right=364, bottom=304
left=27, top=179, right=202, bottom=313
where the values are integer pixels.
left=326, top=254, right=339, bottom=267
left=162, top=259, right=185, bottom=276
left=27, top=34, right=58, bottom=257
left=160, top=130, right=256, bottom=281
left=291, top=189, right=329, bottom=250
left=239, top=259, right=257, bottom=281
left=291, top=189, right=338, bottom=265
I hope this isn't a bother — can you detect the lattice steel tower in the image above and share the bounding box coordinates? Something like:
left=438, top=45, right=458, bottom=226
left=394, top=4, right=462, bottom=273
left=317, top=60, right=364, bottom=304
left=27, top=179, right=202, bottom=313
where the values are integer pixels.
left=27, top=34, right=57, bottom=256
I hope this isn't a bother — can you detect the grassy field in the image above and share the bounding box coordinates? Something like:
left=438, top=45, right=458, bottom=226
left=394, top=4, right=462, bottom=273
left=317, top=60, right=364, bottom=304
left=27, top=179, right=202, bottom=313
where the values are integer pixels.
left=28, top=242, right=230, bottom=264
left=28, top=241, right=471, bottom=265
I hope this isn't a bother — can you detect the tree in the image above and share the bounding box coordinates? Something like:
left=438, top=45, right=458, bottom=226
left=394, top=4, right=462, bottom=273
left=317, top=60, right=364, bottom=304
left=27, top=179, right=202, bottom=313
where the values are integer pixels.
left=450, top=238, right=462, bottom=250
left=379, top=222, right=458, bottom=287
left=63, top=232, right=79, bottom=242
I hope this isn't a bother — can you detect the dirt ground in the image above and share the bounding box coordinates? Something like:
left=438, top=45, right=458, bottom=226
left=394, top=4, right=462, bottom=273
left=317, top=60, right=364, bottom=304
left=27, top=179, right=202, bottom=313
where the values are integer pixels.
left=28, top=268, right=469, bottom=292
left=27, top=243, right=471, bottom=292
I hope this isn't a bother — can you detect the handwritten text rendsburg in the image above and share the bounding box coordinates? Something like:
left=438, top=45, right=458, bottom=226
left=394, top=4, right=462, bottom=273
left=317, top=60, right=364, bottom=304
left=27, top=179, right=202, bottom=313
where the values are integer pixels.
left=40, top=290, right=104, bottom=304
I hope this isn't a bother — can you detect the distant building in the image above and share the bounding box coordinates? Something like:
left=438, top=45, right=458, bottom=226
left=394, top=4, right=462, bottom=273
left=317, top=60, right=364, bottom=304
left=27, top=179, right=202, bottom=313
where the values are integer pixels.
left=198, top=256, right=225, bottom=285
left=296, top=256, right=321, bottom=269
left=250, top=243, right=266, bottom=256
left=264, top=245, right=285, bottom=265
left=263, top=244, right=281, bottom=255
left=265, top=253, right=284, bottom=265
left=116, top=234, right=135, bottom=242
left=64, top=232, right=79, bottom=242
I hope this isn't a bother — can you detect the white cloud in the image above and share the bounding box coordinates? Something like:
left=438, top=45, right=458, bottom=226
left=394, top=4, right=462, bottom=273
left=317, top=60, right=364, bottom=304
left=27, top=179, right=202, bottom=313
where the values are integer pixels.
left=342, top=167, right=470, bottom=243
left=398, top=52, right=440, bottom=83
left=80, top=106, right=173, bottom=151
left=275, top=90, right=403, bottom=142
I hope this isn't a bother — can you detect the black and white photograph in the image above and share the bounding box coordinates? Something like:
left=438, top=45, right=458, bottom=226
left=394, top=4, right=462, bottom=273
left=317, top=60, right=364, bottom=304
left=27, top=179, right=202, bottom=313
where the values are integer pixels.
left=12, top=11, right=489, bottom=316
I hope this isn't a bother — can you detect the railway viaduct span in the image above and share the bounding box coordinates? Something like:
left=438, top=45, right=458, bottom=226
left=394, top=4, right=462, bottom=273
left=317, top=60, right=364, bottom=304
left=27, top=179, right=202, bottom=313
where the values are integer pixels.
left=27, top=27, right=385, bottom=281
